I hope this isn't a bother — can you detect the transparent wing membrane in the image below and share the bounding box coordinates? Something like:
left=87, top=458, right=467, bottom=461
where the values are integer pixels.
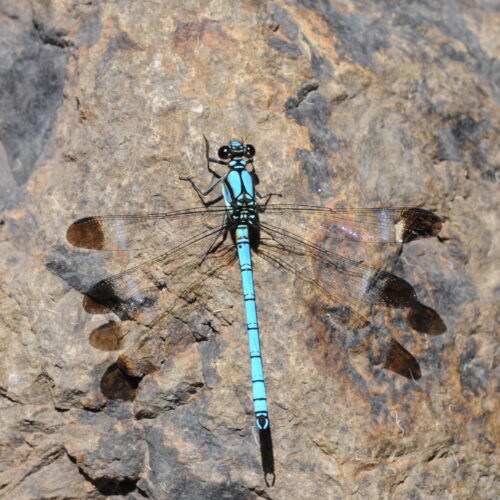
left=82, top=225, right=233, bottom=321
left=256, top=221, right=420, bottom=328
left=79, top=224, right=238, bottom=377
left=66, top=199, right=443, bottom=384
left=66, top=207, right=228, bottom=251
left=260, top=205, right=441, bottom=244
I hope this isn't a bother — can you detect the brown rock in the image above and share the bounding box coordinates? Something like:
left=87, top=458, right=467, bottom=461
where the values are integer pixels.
left=0, top=0, right=497, bottom=498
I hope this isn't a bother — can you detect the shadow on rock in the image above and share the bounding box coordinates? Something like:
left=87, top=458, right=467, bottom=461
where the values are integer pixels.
left=259, top=426, right=275, bottom=486
left=408, top=302, right=447, bottom=335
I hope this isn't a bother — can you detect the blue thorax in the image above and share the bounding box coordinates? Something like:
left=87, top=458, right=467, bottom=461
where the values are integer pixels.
left=223, top=164, right=256, bottom=224
left=229, top=158, right=248, bottom=169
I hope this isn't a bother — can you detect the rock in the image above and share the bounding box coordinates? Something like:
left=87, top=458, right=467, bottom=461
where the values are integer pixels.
left=0, top=0, right=497, bottom=498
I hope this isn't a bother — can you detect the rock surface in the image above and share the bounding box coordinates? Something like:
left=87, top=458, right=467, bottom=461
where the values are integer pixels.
left=0, top=0, right=498, bottom=498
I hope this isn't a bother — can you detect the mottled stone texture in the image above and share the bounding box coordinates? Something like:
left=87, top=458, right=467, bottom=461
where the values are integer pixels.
left=0, top=0, right=498, bottom=498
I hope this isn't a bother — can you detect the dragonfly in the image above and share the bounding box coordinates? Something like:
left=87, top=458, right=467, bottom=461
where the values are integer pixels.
left=66, top=138, right=442, bottom=432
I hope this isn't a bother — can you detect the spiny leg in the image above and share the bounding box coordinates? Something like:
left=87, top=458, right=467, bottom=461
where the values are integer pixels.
left=179, top=175, right=226, bottom=207
left=256, top=189, right=282, bottom=210
left=203, top=134, right=227, bottom=177
left=179, top=136, right=230, bottom=207
left=199, top=215, right=231, bottom=264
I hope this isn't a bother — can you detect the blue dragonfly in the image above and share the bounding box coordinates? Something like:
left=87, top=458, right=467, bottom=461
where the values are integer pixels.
left=67, top=138, right=442, bottom=432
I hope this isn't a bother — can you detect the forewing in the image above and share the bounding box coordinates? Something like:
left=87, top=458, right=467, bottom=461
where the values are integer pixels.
left=66, top=207, right=228, bottom=251
left=260, top=204, right=442, bottom=245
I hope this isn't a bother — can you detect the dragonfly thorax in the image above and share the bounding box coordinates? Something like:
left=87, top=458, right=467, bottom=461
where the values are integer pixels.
left=222, top=165, right=258, bottom=228
left=229, top=158, right=249, bottom=169
left=223, top=166, right=255, bottom=205
left=228, top=203, right=257, bottom=223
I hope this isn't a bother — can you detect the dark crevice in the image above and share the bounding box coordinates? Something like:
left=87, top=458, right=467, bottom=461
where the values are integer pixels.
left=32, top=19, right=73, bottom=48
left=80, top=404, right=106, bottom=413
left=285, top=82, right=319, bottom=112
left=54, top=407, right=70, bottom=413
left=202, top=319, right=219, bottom=335
left=92, top=478, right=141, bottom=496
left=66, top=451, right=144, bottom=497
left=0, top=388, right=22, bottom=403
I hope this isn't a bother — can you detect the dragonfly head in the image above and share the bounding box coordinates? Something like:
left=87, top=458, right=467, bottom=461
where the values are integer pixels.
left=218, top=141, right=255, bottom=161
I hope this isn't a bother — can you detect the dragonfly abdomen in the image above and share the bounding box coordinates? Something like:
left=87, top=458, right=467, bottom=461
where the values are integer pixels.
left=236, top=225, right=269, bottom=430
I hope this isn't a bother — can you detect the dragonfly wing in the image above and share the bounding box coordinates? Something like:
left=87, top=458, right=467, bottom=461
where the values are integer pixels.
left=81, top=226, right=237, bottom=380
left=66, top=206, right=239, bottom=378
left=255, top=223, right=423, bottom=379
left=260, top=204, right=442, bottom=245
left=81, top=226, right=233, bottom=321
left=67, top=207, right=228, bottom=251
left=257, top=221, right=419, bottom=328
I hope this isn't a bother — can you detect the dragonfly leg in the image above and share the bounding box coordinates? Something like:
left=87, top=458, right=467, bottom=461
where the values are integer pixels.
left=256, top=190, right=283, bottom=210
left=203, top=134, right=227, bottom=178
left=179, top=174, right=226, bottom=207
left=199, top=218, right=230, bottom=264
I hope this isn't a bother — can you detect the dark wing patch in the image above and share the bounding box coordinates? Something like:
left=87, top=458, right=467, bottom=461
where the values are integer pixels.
left=66, top=207, right=228, bottom=251
left=399, top=208, right=442, bottom=243
left=67, top=217, right=105, bottom=250
left=373, top=272, right=418, bottom=308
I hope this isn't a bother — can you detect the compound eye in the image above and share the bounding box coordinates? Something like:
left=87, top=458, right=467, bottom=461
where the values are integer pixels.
left=245, top=144, right=255, bottom=157
left=218, top=146, right=230, bottom=159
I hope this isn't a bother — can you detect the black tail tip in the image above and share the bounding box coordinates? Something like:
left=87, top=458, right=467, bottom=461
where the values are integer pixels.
left=256, top=415, right=270, bottom=430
